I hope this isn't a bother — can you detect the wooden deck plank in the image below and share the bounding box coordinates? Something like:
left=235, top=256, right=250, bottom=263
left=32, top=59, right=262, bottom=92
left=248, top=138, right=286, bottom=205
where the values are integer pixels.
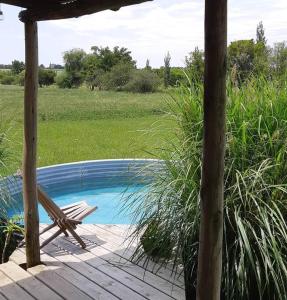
left=40, top=227, right=176, bottom=300
left=41, top=249, right=145, bottom=300
left=37, top=230, right=147, bottom=300
left=93, top=224, right=184, bottom=277
left=40, top=252, right=119, bottom=300
left=28, top=264, right=93, bottom=300
left=0, top=291, right=7, bottom=300
left=0, top=261, right=63, bottom=300
left=0, top=269, right=34, bottom=300
left=11, top=249, right=117, bottom=300
left=74, top=226, right=185, bottom=299
left=95, top=224, right=135, bottom=239
left=80, top=224, right=185, bottom=287
left=39, top=248, right=143, bottom=300
left=1, top=224, right=185, bottom=300
left=42, top=224, right=184, bottom=299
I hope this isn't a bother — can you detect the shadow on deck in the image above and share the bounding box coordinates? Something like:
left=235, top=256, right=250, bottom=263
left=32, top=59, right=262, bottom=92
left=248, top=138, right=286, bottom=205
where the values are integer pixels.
left=0, top=224, right=185, bottom=300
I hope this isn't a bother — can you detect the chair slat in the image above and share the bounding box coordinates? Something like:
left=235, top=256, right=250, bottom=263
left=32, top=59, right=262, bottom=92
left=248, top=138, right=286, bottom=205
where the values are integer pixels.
left=36, top=185, right=96, bottom=249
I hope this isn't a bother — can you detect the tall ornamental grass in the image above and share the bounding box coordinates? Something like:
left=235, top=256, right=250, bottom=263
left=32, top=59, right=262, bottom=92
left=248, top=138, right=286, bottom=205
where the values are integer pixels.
left=126, top=77, right=287, bottom=299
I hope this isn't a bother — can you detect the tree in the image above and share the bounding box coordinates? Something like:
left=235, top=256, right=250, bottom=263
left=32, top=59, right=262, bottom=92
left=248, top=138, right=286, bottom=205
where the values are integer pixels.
left=11, top=60, right=25, bottom=75
left=63, top=48, right=86, bottom=87
left=164, top=52, right=171, bottom=88
left=254, top=21, right=270, bottom=76
left=271, top=42, right=287, bottom=78
left=145, top=59, right=151, bottom=70
left=185, top=47, right=204, bottom=82
left=169, top=67, right=186, bottom=86
left=256, top=21, right=267, bottom=45
left=90, top=46, right=136, bottom=72
left=228, top=39, right=256, bottom=83
left=83, top=54, right=103, bottom=90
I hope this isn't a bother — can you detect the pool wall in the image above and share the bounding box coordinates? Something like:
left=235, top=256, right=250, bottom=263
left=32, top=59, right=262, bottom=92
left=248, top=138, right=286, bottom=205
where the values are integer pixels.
left=2, top=159, right=162, bottom=198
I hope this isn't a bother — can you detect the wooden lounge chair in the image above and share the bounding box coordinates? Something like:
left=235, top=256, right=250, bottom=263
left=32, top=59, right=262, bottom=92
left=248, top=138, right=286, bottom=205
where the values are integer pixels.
left=37, top=185, right=97, bottom=249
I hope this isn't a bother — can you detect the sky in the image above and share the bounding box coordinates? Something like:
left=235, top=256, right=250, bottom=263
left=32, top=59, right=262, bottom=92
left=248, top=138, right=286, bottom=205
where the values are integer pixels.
left=0, top=0, right=286, bottom=68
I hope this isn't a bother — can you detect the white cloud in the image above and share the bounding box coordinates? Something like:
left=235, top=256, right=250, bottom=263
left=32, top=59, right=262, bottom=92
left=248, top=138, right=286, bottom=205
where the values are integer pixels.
left=48, top=1, right=204, bottom=66
left=0, top=0, right=286, bottom=66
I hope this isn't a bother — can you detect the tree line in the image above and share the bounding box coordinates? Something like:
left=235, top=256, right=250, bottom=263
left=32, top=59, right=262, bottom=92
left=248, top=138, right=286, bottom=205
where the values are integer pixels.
left=0, top=22, right=286, bottom=92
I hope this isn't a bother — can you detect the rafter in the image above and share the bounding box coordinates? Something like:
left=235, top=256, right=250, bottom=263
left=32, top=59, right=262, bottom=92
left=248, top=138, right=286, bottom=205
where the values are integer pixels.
left=14, top=0, right=152, bottom=22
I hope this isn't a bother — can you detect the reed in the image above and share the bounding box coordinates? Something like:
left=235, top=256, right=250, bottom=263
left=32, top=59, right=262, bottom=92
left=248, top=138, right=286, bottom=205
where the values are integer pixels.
left=126, top=76, right=287, bottom=299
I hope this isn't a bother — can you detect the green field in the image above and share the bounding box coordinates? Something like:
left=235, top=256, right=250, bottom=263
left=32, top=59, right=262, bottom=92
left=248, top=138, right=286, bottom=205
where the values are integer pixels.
left=0, top=85, right=171, bottom=170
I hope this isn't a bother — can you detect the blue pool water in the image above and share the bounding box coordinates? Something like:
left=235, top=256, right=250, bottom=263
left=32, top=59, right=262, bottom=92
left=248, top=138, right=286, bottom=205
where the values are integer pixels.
left=5, top=160, right=160, bottom=224
left=41, top=183, right=146, bottom=224
left=10, top=179, right=148, bottom=224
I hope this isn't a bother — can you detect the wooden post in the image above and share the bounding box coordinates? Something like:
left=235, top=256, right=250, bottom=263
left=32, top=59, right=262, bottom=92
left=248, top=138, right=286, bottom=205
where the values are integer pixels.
left=23, top=21, right=41, bottom=268
left=196, top=0, right=227, bottom=299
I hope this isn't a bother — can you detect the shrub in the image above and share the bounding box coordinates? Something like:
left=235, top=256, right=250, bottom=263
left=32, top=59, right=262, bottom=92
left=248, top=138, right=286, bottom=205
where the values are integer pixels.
left=0, top=71, right=6, bottom=81
left=17, top=70, right=25, bottom=86
left=169, top=67, right=186, bottom=86
left=0, top=71, right=17, bottom=85
left=140, top=220, right=173, bottom=261
left=125, top=69, right=160, bottom=93
left=127, top=77, right=287, bottom=299
left=38, top=69, right=56, bottom=87
left=55, top=71, right=74, bottom=88
left=103, top=63, right=134, bottom=91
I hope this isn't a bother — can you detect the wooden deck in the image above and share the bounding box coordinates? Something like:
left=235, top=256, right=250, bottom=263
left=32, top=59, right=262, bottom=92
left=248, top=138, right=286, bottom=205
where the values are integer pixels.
left=0, top=224, right=185, bottom=300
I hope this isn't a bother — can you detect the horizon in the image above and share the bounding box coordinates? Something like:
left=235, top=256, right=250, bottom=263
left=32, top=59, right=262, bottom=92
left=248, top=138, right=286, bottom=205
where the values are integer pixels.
left=0, top=0, right=286, bottom=68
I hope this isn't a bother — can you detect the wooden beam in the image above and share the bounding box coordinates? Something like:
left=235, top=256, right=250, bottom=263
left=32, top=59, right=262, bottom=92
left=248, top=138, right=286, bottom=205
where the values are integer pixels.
left=1, top=0, right=60, bottom=8
left=1, top=0, right=31, bottom=8
left=19, top=0, right=152, bottom=22
left=196, top=0, right=227, bottom=299
left=23, top=21, right=41, bottom=268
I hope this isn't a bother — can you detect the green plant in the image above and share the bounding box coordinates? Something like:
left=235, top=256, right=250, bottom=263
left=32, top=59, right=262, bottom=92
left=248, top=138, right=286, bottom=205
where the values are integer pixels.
left=125, top=69, right=160, bottom=93
left=103, top=63, right=134, bottom=91
left=39, top=68, right=56, bottom=87
left=140, top=220, right=173, bottom=261
left=126, top=76, right=287, bottom=299
left=0, top=215, right=24, bottom=263
left=185, top=47, right=204, bottom=83
left=17, top=70, right=25, bottom=86
left=169, top=67, right=186, bottom=87
left=0, top=71, right=17, bottom=85
left=55, top=71, right=74, bottom=88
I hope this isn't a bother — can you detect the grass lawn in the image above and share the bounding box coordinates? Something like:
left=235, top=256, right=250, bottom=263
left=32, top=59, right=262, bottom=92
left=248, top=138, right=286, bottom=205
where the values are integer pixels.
left=0, top=85, right=171, bottom=170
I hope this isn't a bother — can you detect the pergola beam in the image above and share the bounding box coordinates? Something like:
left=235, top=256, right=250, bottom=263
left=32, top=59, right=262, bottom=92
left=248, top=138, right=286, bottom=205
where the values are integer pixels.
left=196, top=0, right=227, bottom=298
left=23, top=21, right=41, bottom=268
left=19, top=0, right=152, bottom=22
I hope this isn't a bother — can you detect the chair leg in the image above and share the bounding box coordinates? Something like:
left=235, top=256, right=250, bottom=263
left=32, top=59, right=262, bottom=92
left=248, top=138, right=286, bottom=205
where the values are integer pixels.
left=40, top=229, right=63, bottom=249
left=19, top=222, right=57, bottom=248
left=63, top=230, right=69, bottom=237
left=67, top=225, right=86, bottom=249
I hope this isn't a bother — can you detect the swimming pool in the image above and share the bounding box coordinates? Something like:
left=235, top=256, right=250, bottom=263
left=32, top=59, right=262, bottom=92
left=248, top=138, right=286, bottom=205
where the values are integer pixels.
left=5, top=159, right=161, bottom=224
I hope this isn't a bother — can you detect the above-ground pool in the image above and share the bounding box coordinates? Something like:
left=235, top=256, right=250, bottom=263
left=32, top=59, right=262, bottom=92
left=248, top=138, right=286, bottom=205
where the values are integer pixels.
left=5, top=159, right=161, bottom=224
